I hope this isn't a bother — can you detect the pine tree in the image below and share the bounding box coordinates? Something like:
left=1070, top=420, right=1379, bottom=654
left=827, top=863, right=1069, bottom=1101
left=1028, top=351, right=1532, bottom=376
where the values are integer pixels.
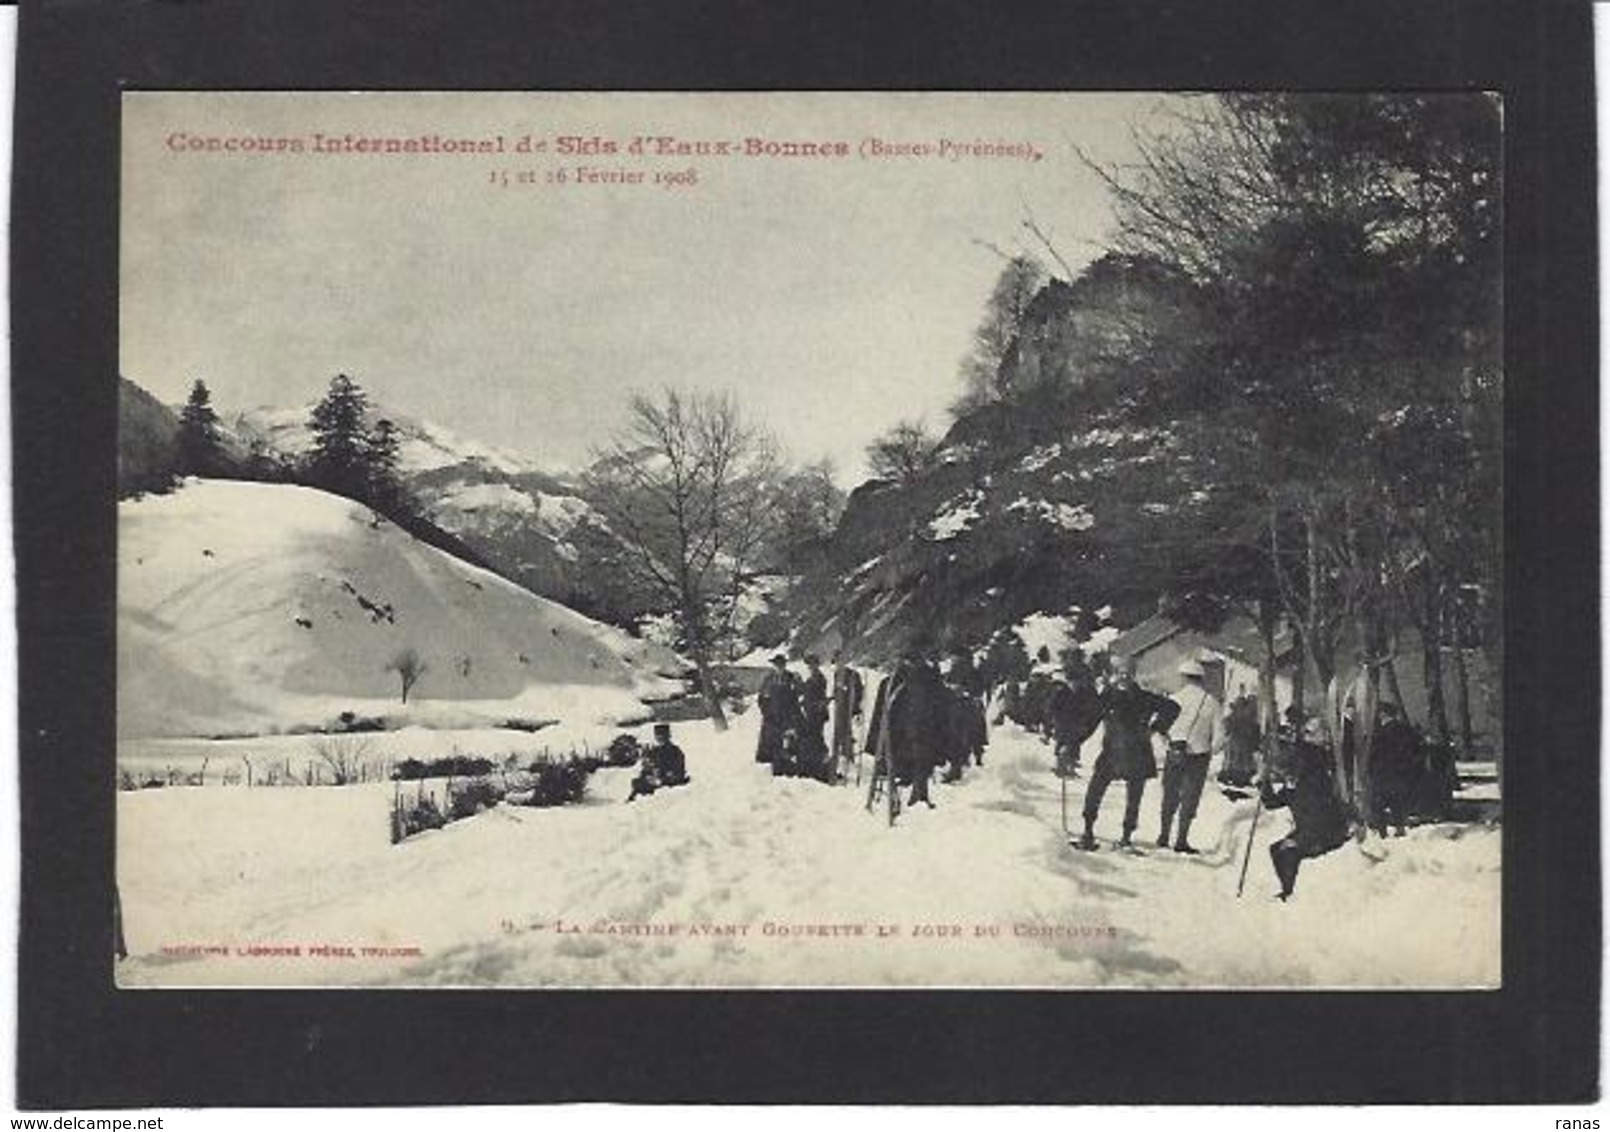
left=306, top=374, right=371, bottom=501
left=363, top=417, right=414, bottom=518
left=175, top=379, right=224, bottom=476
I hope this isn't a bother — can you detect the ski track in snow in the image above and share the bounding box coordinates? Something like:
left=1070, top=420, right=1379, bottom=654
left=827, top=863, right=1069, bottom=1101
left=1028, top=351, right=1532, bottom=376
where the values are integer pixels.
left=117, top=712, right=1500, bottom=990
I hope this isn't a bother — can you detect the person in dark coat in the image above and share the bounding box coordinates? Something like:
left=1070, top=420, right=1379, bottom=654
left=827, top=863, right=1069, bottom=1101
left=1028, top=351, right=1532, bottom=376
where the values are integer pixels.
left=1262, top=741, right=1352, bottom=900
left=798, top=654, right=831, bottom=781
left=1048, top=662, right=1102, bottom=779
left=830, top=651, right=865, bottom=780
left=866, top=651, right=948, bottom=807
left=756, top=654, right=802, bottom=769
left=1217, top=687, right=1261, bottom=788
left=627, top=723, right=691, bottom=801
left=947, top=648, right=986, bottom=699
left=1369, top=701, right=1420, bottom=837
left=1075, top=657, right=1179, bottom=850
left=940, top=665, right=988, bottom=781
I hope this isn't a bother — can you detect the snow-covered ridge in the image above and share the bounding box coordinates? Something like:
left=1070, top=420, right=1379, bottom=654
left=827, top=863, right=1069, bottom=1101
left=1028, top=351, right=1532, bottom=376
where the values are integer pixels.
left=227, top=403, right=540, bottom=477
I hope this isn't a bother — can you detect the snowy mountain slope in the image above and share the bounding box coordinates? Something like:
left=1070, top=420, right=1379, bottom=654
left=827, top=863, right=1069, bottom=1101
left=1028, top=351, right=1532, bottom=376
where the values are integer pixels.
left=223, top=402, right=638, bottom=620
left=116, top=710, right=1500, bottom=989
left=226, top=403, right=539, bottom=477
left=118, top=479, right=682, bottom=739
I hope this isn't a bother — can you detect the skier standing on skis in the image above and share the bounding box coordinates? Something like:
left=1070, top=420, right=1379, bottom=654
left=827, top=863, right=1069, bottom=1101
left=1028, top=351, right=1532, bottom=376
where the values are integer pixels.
left=1156, top=657, right=1223, bottom=854
left=1075, top=656, right=1179, bottom=851
left=830, top=651, right=865, bottom=782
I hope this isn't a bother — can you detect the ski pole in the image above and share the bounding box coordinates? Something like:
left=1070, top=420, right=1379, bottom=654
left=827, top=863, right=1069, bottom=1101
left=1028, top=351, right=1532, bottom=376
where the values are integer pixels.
left=1236, top=789, right=1264, bottom=898
left=1060, top=770, right=1069, bottom=837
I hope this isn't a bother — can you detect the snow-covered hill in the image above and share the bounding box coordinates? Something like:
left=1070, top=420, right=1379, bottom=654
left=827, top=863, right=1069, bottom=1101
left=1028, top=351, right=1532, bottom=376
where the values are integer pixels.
left=224, top=402, right=634, bottom=619
left=118, top=479, right=683, bottom=739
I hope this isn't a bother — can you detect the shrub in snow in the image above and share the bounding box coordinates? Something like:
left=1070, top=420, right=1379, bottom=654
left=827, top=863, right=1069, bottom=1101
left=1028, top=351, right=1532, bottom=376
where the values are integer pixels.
left=392, top=755, right=496, bottom=781
left=117, top=768, right=168, bottom=791
left=390, top=791, right=446, bottom=843
left=334, top=710, right=387, bottom=733
left=313, top=734, right=376, bottom=785
left=446, top=776, right=503, bottom=821
left=499, top=717, right=553, bottom=733
left=605, top=734, right=643, bottom=768
left=513, top=757, right=592, bottom=807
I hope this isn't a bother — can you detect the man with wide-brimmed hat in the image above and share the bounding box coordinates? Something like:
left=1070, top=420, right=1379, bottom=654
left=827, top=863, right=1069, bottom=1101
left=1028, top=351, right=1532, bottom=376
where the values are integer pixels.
left=1157, top=656, right=1223, bottom=854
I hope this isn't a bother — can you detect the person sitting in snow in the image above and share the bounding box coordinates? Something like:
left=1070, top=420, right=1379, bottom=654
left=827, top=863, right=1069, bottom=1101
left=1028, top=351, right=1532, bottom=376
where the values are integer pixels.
left=627, top=723, right=690, bottom=802
left=1261, top=741, right=1352, bottom=900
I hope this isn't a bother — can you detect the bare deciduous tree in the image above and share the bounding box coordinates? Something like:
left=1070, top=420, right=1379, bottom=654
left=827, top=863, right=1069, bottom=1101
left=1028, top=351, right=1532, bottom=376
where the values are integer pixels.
left=585, top=388, right=779, bottom=731
left=313, top=734, right=376, bottom=786
left=387, top=647, right=428, bottom=704
left=865, top=420, right=940, bottom=484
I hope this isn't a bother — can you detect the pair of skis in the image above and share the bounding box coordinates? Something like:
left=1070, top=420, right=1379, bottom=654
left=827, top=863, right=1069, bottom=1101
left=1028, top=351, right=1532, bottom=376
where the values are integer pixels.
left=863, top=693, right=899, bottom=827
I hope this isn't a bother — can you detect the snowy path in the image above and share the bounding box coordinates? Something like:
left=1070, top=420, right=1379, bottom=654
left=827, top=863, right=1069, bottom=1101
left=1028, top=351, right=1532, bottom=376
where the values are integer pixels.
left=117, top=712, right=1500, bottom=989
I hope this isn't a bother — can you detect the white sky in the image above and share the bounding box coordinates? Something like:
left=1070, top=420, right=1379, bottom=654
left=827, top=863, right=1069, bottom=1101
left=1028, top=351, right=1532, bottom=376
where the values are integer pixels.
left=121, top=92, right=1172, bottom=483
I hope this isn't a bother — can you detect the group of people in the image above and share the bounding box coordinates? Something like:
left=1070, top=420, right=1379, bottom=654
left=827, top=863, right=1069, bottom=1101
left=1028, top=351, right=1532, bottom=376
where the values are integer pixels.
left=755, top=651, right=859, bottom=783
left=1036, top=650, right=1357, bottom=900
left=860, top=646, right=988, bottom=808
left=742, top=636, right=1444, bottom=902
left=753, top=646, right=989, bottom=804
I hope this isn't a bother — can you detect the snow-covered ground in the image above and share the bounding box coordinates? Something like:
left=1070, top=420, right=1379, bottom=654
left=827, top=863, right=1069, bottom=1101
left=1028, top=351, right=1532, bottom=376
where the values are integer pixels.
left=117, top=709, right=1500, bottom=990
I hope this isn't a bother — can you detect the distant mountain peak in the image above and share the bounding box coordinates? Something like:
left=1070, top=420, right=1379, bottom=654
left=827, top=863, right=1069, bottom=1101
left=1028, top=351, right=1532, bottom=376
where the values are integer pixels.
left=224, top=401, right=541, bottom=478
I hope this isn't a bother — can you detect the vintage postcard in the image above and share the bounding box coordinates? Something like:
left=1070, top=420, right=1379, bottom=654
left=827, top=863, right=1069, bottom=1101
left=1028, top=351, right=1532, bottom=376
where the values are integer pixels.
left=115, top=91, right=1502, bottom=989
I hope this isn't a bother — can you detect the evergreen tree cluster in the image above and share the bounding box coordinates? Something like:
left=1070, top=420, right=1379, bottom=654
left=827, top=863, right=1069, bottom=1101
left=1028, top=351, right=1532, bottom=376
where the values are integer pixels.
left=302, top=373, right=416, bottom=521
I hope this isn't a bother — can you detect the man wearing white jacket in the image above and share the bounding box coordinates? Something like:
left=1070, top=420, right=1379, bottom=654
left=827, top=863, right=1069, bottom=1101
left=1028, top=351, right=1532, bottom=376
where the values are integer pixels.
left=1157, top=657, right=1223, bottom=854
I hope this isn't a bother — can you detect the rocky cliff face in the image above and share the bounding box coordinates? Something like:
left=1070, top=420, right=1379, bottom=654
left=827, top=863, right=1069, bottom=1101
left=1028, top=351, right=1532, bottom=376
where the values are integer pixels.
left=788, top=256, right=1227, bottom=663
